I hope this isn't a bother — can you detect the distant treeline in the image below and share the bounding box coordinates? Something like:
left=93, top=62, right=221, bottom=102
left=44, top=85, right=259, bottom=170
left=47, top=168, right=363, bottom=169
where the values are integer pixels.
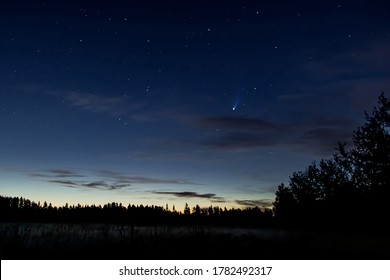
left=0, top=196, right=273, bottom=227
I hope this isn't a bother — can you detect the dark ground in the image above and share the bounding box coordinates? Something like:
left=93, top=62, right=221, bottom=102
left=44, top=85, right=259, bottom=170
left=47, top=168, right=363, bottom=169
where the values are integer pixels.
left=1, top=223, right=389, bottom=259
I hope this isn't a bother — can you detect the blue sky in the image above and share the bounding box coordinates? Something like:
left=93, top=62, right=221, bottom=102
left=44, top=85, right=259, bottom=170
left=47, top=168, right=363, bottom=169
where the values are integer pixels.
left=1, top=0, right=390, bottom=210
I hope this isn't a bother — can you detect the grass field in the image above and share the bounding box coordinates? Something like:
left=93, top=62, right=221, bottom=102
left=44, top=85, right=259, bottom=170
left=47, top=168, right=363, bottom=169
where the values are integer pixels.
left=1, top=223, right=389, bottom=259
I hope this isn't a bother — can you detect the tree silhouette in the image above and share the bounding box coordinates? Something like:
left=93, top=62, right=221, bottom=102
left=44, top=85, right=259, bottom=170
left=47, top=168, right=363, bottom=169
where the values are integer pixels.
left=274, top=92, right=390, bottom=231
left=184, top=203, right=191, bottom=215
left=337, top=92, right=390, bottom=226
left=274, top=183, right=298, bottom=227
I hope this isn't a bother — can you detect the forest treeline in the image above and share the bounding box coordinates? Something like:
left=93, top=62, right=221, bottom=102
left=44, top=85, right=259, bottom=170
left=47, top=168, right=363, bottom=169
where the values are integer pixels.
left=274, top=93, right=390, bottom=231
left=0, top=196, right=273, bottom=227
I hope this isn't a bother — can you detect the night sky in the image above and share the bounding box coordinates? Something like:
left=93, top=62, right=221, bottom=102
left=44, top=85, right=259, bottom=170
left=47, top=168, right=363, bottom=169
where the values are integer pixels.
left=1, top=0, right=390, bottom=210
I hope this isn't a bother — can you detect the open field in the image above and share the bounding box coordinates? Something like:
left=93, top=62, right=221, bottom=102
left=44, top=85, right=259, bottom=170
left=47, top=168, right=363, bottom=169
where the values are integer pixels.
left=1, top=223, right=389, bottom=259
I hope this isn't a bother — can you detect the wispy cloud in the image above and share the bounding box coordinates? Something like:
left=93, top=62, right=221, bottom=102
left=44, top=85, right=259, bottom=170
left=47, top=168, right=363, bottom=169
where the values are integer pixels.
left=95, top=169, right=200, bottom=185
left=236, top=185, right=277, bottom=195
left=152, top=191, right=224, bottom=201
left=193, top=116, right=354, bottom=155
left=60, top=92, right=123, bottom=115
left=48, top=179, right=79, bottom=186
left=210, top=197, right=226, bottom=203
left=295, top=38, right=390, bottom=113
left=153, top=191, right=215, bottom=198
left=22, top=168, right=130, bottom=191
left=28, top=168, right=85, bottom=178
left=8, top=167, right=200, bottom=192
left=47, top=89, right=172, bottom=123
left=196, top=116, right=279, bottom=131
left=44, top=169, right=85, bottom=178
left=235, top=199, right=273, bottom=209
left=48, top=179, right=130, bottom=190
left=81, top=181, right=130, bottom=190
left=302, top=39, right=390, bottom=84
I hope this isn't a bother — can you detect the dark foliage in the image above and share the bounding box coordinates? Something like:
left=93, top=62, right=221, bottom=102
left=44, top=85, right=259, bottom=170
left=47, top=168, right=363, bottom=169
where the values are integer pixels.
left=274, top=93, right=390, bottom=232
